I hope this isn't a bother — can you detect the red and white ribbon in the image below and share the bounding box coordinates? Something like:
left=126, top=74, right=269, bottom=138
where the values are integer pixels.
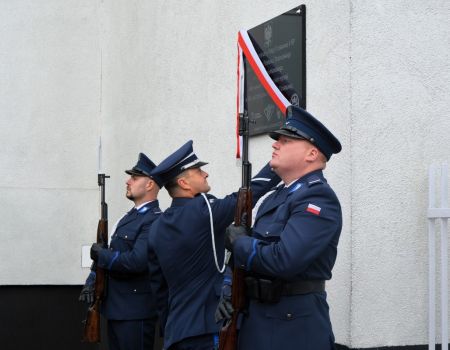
left=236, top=43, right=244, bottom=159
left=236, top=29, right=291, bottom=159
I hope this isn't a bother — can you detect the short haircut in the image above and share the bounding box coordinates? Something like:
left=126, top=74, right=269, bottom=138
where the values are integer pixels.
left=165, top=171, right=188, bottom=197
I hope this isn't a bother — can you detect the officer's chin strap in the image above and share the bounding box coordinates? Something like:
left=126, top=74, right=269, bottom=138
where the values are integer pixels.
left=201, top=193, right=229, bottom=273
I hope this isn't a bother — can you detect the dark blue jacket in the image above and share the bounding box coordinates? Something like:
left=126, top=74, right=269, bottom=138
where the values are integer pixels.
left=97, top=200, right=162, bottom=320
left=148, top=163, right=280, bottom=349
left=232, top=170, right=342, bottom=350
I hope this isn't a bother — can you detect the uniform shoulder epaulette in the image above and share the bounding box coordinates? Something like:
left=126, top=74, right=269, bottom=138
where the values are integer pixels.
left=307, top=176, right=323, bottom=187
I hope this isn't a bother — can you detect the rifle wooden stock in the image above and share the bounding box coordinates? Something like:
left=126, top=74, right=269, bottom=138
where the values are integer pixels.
left=94, top=218, right=108, bottom=301
left=219, top=188, right=252, bottom=350
left=83, top=300, right=101, bottom=342
left=82, top=218, right=108, bottom=343
left=82, top=174, right=109, bottom=343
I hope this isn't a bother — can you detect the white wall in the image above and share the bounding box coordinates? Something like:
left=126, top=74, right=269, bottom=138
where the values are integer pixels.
left=0, top=1, right=101, bottom=284
left=1, top=0, right=449, bottom=348
left=350, top=1, right=450, bottom=347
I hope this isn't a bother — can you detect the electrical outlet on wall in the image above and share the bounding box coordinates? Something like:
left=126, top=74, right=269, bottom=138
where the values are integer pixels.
left=81, top=245, right=93, bottom=268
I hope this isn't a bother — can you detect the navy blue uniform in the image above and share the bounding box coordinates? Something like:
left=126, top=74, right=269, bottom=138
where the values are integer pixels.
left=148, top=164, right=280, bottom=350
left=232, top=170, right=342, bottom=350
left=97, top=200, right=162, bottom=350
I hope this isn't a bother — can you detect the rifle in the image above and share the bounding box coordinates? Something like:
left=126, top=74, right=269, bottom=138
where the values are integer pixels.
left=82, top=173, right=110, bottom=343
left=219, top=112, right=252, bottom=350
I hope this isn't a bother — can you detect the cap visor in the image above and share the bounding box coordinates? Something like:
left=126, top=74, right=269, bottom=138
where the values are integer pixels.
left=269, top=129, right=306, bottom=141
left=186, top=161, right=208, bottom=170
left=125, top=169, right=147, bottom=176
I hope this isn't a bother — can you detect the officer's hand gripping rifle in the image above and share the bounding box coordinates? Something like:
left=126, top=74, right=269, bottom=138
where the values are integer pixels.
left=219, top=113, right=252, bottom=350
left=82, top=173, right=110, bottom=343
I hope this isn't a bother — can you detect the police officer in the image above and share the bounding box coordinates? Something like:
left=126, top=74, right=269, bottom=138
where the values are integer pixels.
left=147, top=140, right=280, bottom=350
left=224, top=105, right=342, bottom=350
left=79, top=153, right=163, bottom=350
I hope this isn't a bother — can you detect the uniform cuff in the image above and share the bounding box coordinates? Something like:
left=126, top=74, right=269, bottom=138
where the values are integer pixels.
left=98, top=249, right=120, bottom=270
left=233, top=236, right=257, bottom=271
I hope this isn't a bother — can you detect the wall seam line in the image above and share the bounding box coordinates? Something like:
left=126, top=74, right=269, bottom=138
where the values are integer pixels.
left=349, top=0, right=355, bottom=348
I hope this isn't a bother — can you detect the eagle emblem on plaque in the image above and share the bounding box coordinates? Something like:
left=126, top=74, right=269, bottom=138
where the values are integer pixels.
left=290, top=93, right=300, bottom=107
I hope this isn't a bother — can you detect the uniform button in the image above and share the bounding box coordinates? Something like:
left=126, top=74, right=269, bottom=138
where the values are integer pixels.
left=266, top=231, right=269, bottom=235
left=240, top=264, right=245, bottom=268
left=133, top=289, right=137, bottom=293
left=286, top=313, right=293, bottom=319
left=125, top=235, right=128, bottom=239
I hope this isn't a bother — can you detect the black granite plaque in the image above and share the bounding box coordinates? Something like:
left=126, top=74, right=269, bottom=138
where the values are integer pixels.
left=244, top=5, right=306, bottom=136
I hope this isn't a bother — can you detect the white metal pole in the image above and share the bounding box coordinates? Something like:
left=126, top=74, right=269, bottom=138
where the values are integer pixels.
left=441, top=163, right=449, bottom=350
left=429, top=164, right=436, bottom=350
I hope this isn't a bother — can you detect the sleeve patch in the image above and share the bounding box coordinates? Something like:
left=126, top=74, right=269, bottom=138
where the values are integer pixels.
left=306, top=203, right=321, bottom=215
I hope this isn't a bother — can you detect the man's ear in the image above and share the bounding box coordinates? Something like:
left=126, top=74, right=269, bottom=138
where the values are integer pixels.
left=145, top=179, right=155, bottom=191
left=306, top=146, right=320, bottom=162
left=177, top=175, right=191, bottom=191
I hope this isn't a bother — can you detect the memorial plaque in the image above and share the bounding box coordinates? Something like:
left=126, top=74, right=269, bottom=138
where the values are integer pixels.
left=244, top=5, right=306, bottom=136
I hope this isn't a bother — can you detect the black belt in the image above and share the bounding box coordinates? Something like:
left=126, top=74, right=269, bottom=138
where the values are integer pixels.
left=245, top=277, right=325, bottom=303
left=282, top=280, right=325, bottom=295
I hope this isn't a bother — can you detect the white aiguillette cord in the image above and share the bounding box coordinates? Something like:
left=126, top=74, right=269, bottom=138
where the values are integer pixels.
left=201, top=193, right=229, bottom=273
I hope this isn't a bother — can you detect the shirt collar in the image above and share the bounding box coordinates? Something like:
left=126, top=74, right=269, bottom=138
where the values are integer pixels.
left=283, top=169, right=324, bottom=188
left=135, top=200, right=155, bottom=210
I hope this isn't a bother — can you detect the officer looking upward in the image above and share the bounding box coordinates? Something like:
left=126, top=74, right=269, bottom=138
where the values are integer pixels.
left=147, top=140, right=280, bottom=350
left=79, top=153, right=163, bottom=350
left=224, top=105, right=343, bottom=350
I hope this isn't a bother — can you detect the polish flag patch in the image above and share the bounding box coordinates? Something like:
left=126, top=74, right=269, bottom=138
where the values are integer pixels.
left=306, top=203, right=321, bottom=215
